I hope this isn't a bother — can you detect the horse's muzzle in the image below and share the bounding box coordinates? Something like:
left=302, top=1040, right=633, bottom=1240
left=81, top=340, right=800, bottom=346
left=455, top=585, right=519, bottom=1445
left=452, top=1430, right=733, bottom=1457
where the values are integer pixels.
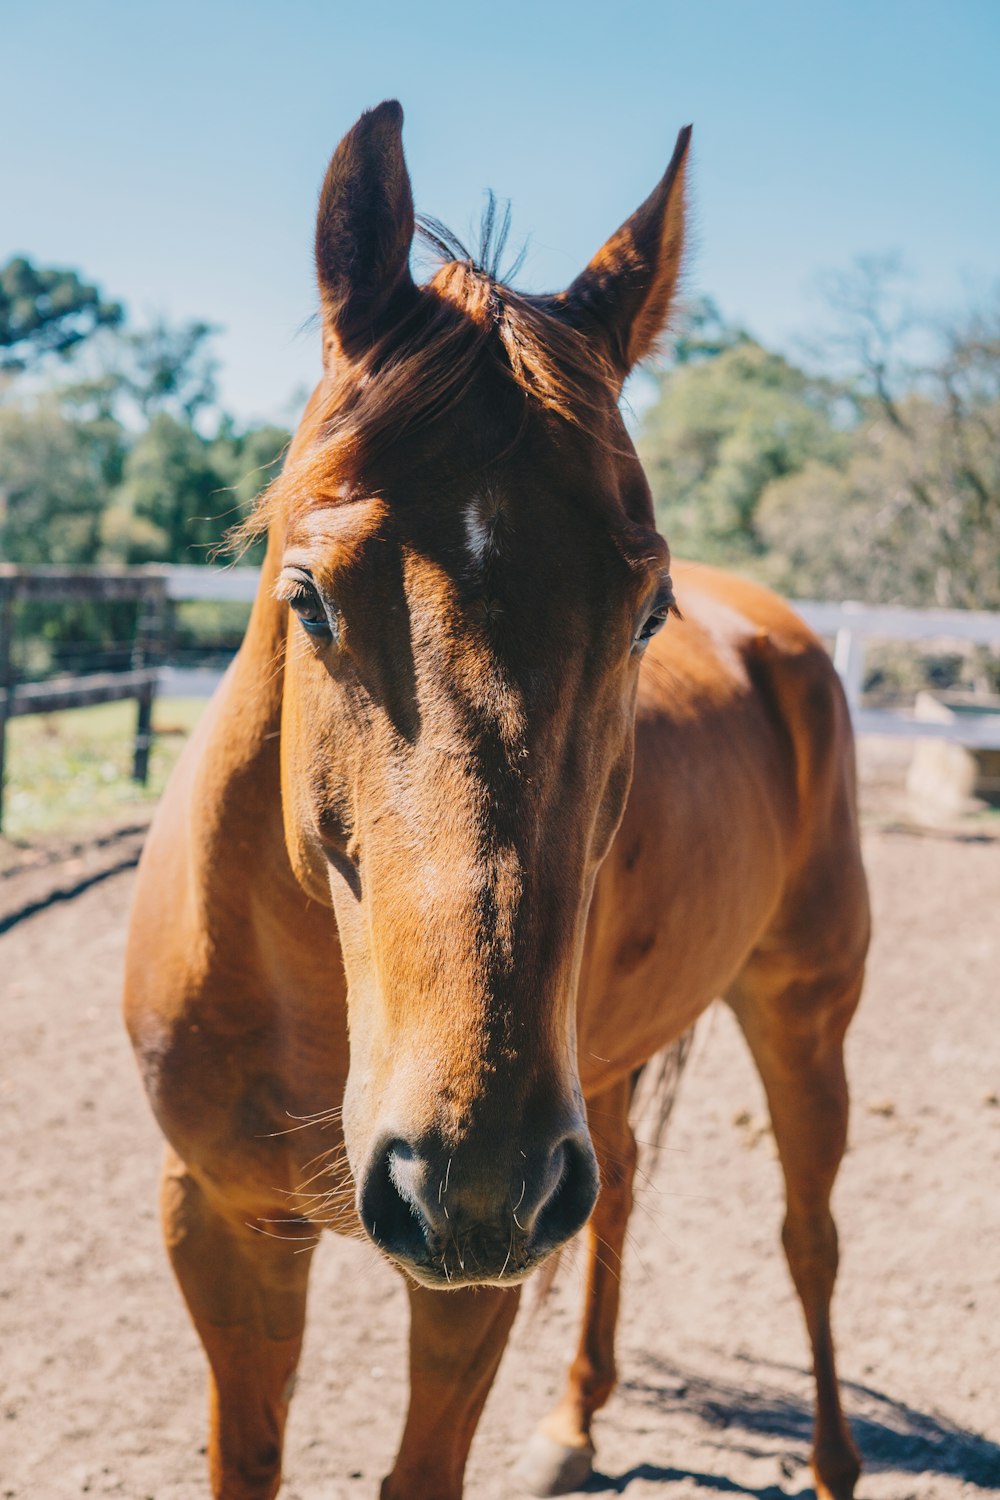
left=357, top=1128, right=599, bottom=1286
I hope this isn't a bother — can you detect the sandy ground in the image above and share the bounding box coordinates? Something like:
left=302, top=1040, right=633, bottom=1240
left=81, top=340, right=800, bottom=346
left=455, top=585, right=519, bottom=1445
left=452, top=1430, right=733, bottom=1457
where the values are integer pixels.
left=1, top=743, right=998, bottom=1499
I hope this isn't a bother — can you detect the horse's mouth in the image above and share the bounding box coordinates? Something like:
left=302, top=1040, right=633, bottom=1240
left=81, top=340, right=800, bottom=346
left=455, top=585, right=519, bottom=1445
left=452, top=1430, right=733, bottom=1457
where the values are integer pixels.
left=401, top=1256, right=543, bottom=1291
left=385, top=1236, right=549, bottom=1291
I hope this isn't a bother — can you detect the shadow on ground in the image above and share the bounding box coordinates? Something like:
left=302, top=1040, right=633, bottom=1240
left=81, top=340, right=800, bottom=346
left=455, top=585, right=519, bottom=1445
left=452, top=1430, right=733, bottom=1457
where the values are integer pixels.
left=582, top=1353, right=999, bottom=1494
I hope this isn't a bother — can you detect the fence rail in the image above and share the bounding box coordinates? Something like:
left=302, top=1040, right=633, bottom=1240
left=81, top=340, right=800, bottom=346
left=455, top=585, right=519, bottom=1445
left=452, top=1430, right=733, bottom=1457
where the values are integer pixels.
left=793, top=599, right=1000, bottom=749
left=0, top=566, right=170, bottom=830
left=2, top=564, right=999, bottom=831
left=4, top=668, right=159, bottom=716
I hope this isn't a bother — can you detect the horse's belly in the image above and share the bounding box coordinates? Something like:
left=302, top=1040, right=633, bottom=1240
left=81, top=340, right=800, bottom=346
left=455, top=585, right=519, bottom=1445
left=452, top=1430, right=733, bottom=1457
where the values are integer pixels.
left=576, top=868, right=778, bottom=1095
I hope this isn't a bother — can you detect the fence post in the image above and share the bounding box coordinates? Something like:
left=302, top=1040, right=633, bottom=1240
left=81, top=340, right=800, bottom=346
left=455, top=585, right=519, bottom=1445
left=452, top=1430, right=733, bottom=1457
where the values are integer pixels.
left=0, top=574, right=14, bottom=834
left=131, top=574, right=167, bottom=784
left=833, top=625, right=866, bottom=723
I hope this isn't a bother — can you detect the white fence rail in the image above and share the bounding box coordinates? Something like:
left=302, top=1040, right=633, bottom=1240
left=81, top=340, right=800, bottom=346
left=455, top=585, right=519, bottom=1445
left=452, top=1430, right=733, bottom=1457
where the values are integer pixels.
left=159, top=567, right=1000, bottom=748
left=162, top=564, right=261, bottom=603
left=793, top=600, right=1000, bottom=748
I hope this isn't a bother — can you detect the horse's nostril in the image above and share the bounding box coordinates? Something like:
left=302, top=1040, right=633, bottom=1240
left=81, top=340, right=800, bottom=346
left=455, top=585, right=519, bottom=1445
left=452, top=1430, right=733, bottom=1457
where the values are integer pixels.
left=530, top=1135, right=600, bottom=1254
left=357, top=1129, right=598, bottom=1277
left=358, top=1139, right=428, bottom=1263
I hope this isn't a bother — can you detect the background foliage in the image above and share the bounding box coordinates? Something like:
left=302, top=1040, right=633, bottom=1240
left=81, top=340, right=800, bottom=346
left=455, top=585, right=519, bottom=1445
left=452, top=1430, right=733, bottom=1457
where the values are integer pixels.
left=0, top=257, right=289, bottom=678
left=1, top=253, right=998, bottom=690
left=637, top=272, right=1000, bottom=616
left=0, top=258, right=289, bottom=572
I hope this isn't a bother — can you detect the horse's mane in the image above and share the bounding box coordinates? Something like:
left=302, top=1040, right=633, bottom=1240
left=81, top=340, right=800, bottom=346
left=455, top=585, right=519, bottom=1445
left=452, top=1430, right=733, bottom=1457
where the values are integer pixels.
left=239, top=199, right=617, bottom=540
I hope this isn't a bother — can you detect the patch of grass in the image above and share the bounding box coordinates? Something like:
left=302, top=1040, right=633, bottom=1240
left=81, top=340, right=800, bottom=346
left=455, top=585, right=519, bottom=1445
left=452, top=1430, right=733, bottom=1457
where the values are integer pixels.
left=2, top=698, right=207, bottom=842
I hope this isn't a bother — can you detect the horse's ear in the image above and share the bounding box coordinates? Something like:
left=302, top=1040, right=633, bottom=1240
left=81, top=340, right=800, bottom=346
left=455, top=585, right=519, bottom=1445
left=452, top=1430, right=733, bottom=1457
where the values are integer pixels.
left=561, top=125, right=692, bottom=381
left=315, top=100, right=417, bottom=363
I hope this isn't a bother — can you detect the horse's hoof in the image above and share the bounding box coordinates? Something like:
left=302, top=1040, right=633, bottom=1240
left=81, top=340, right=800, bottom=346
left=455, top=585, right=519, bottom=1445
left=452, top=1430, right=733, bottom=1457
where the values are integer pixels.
left=813, top=1457, right=861, bottom=1500
left=812, top=1437, right=861, bottom=1500
left=514, top=1431, right=595, bottom=1496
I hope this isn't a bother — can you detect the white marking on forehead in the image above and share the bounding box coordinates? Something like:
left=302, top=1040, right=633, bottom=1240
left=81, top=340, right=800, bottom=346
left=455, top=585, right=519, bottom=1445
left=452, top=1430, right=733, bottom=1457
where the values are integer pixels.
left=464, top=496, right=493, bottom=566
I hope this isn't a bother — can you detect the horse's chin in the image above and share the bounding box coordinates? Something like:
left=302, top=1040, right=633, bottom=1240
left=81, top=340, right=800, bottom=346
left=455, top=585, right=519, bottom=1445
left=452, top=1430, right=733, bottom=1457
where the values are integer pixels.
left=399, top=1259, right=542, bottom=1291
left=377, top=1237, right=556, bottom=1291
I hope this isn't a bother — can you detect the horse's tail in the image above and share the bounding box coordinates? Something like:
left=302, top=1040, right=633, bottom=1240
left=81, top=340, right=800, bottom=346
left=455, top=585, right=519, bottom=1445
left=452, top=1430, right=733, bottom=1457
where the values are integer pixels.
left=629, top=1027, right=695, bottom=1153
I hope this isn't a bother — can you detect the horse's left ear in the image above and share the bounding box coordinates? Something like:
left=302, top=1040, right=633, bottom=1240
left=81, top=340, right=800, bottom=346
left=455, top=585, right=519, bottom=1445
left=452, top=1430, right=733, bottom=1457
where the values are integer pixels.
left=315, top=100, right=418, bottom=364
left=560, top=125, right=692, bottom=381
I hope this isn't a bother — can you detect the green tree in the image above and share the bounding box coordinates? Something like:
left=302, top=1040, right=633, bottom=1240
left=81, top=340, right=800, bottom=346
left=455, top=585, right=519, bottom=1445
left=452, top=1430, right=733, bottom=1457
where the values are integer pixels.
left=102, top=413, right=229, bottom=563
left=0, top=257, right=122, bottom=371
left=0, top=398, right=109, bottom=563
left=210, top=419, right=289, bottom=562
left=210, top=417, right=289, bottom=513
left=638, top=340, right=850, bottom=565
left=101, top=412, right=288, bottom=564
left=120, top=318, right=219, bottom=422
left=758, top=394, right=1000, bottom=610
left=758, top=280, right=1000, bottom=610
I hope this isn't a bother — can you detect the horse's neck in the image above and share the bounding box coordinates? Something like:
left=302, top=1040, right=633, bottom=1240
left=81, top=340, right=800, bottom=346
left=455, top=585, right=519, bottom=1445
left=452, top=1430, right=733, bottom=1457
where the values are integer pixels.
left=160, top=524, right=340, bottom=1016
left=238, top=528, right=287, bottom=717
left=176, top=523, right=289, bottom=900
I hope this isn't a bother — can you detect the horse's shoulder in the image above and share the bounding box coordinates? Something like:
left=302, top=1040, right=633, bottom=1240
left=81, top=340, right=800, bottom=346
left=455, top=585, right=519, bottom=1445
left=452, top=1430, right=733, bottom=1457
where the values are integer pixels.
left=649, top=561, right=846, bottom=737
left=633, top=560, right=856, bottom=874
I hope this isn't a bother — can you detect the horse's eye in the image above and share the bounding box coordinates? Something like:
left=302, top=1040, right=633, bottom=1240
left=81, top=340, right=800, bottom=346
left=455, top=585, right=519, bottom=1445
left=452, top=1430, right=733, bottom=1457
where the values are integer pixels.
left=278, top=571, right=334, bottom=639
left=633, top=595, right=675, bottom=651
left=292, top=591, right=332, bottom=635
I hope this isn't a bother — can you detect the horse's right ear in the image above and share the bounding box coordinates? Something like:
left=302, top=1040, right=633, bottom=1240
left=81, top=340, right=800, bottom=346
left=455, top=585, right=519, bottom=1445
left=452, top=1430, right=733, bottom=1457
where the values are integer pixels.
left=315, top=100, right=417, bottom=364
left=559, top=125, right=692, bottom=384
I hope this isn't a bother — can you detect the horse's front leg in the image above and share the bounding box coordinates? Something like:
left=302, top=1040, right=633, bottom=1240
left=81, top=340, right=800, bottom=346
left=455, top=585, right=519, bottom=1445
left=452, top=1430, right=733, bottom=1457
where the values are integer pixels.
left=382, top=1280, right=521, bottom=1500
left=160, top=1147, right=315, bottom=1500
left=516, top=1076, right=637, bottom=1496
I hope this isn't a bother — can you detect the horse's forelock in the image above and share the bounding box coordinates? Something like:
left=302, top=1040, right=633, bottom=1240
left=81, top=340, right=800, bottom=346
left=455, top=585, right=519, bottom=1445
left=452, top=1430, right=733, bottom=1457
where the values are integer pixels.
left=234, top=241, right=621, bottom=550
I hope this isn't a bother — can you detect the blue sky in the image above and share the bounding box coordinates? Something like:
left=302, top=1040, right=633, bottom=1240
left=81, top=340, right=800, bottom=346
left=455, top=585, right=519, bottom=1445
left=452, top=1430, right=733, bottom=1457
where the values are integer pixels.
left=6, top=0, right=999, bottom=423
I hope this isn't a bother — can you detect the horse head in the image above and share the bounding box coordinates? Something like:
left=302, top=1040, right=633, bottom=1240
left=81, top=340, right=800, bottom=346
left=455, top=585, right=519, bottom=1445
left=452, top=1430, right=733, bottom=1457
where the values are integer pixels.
left=259, top=101, right=690, bottom=1286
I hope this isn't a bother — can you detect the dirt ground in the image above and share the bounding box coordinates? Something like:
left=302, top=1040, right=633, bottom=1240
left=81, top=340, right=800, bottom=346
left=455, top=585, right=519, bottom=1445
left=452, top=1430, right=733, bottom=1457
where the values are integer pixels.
left=1, top=741, right=998, bottom=1499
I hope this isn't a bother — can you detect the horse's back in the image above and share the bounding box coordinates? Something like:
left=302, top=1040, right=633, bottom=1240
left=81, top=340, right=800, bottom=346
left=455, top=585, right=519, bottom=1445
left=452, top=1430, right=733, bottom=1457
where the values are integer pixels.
left=578, top=562, right=868, bottom=1088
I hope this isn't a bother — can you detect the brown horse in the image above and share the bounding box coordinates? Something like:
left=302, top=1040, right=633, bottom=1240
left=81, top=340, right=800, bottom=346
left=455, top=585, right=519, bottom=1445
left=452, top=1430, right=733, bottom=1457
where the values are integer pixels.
left=124, top=102, right=869, bottom=1500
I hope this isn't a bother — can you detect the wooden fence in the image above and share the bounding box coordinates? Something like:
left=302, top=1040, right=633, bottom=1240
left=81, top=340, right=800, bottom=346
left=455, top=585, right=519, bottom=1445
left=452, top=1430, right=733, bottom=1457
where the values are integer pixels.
left=0, top=566, right=167, bottom=831
left=2, top=563, right=999, bottom=831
